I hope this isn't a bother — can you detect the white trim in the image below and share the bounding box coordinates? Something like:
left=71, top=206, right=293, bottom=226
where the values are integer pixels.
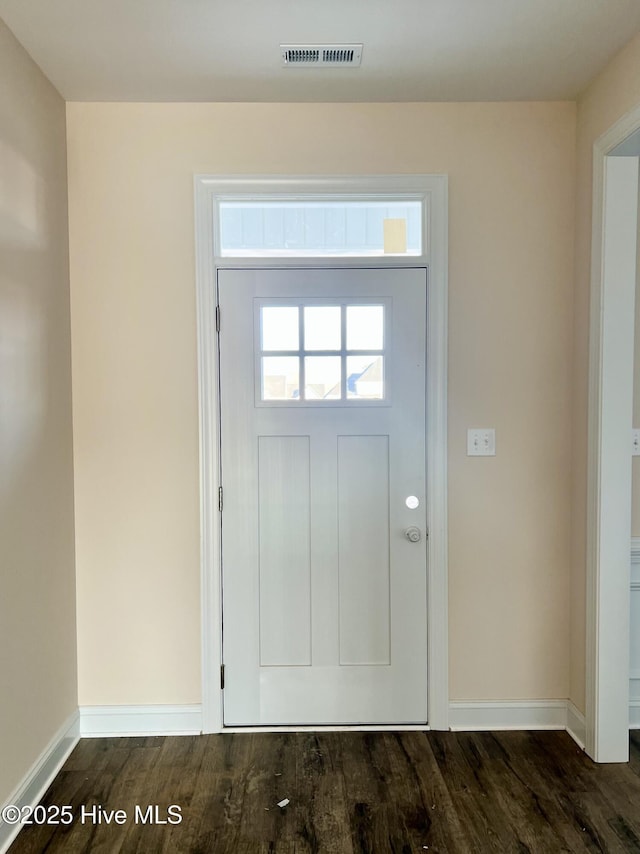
left=586, top=106, right=640, bottom=763
left=195, top=177, right=223, bottom=734
left=195, top=175, right=449, bottom=733
left=0, top=711, right=80, bottom=854
left=567, top=701, right=587, bottom=749
left=74, top=701, right=592, bottom=741
left=424, top=176, right=449, bottom=730
left=449, top=701, right=568, bottom=732
left=79, top=705, right=203, bottom=737
left=631, top=537, right=640, bottom=587
left=629, top=540, right=640, bottom=727
left=449, top=700, right=586, bottom=748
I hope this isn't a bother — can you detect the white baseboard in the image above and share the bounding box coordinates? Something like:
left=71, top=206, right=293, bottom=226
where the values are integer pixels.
left=77, top=701, right=591, bottom=741
left=630, top=702, right=640, bottom=729
left=0, top=710, right=80, bottom=854
left=449, top=699, right=588, bottom=750
left=566, top=701, right=586, bottom=748
left=79, top=704, right=202, bottom=737
left=448, top=698, right=592, bottom=751
left=449, top=700, right=568, bottom=732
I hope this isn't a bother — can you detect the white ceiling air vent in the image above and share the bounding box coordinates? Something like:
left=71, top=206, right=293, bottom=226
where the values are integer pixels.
left=281, top=44, right=363, bottom=68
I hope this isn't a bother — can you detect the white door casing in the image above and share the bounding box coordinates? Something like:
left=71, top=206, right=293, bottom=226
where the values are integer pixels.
left=587, top=126, right=640, bottom=761
left=194, top=175, right=448, bottom=733
left=219, top=268, right=427, bottom=725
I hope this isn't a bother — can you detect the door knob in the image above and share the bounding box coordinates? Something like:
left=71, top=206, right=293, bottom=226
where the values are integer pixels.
left=404, top=526, right=421, bottom=543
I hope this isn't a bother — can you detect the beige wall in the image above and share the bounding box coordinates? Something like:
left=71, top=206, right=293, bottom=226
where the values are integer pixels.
left=571, top=31, right=640, bottom=713
left=0, top=20, right=77, bottom=803
left=67, top=100, right=576, bottom=705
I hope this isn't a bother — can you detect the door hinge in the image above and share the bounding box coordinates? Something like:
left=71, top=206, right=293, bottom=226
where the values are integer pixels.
left=218, top=486, right=223, bottom=512
left=215, top=304, right=221, bottom=332
left=220, top=664, right=225, bottom=690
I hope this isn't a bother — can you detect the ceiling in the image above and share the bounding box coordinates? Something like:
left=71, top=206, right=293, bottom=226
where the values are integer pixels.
left=2, top=0, right=640, bottom=102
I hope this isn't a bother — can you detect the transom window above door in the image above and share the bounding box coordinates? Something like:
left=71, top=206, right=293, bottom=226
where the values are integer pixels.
left=218, top=199, right=423, bottom=258
left=255, top=300, right=389, bottom=405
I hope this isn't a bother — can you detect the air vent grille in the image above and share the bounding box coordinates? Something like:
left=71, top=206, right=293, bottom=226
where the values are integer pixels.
left=284, top=48, right=320, bottom=64
left=281, top=44, right=363, bottom=67
left=323, top=48, right=354, bottom=63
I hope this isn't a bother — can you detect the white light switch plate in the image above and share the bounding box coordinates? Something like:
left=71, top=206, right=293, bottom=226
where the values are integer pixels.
left=467, top=428, right=496, bottom=456
left=633, top=429, right=640, bottom=456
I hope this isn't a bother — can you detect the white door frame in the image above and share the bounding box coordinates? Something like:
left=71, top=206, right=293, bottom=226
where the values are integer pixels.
left=194, top=175, right=449, bottom=733
left=586, top=109, right=640, bottom=761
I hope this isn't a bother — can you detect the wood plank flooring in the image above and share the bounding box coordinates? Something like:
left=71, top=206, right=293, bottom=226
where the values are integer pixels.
left=7, top=730, right=640, bottom=853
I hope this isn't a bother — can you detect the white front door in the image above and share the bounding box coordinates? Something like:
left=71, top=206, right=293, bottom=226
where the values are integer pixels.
left=218, top=267, right=427, bottom=725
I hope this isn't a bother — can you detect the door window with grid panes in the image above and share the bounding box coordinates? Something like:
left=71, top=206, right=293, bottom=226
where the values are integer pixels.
left=256, top=300, right=389, bottom=406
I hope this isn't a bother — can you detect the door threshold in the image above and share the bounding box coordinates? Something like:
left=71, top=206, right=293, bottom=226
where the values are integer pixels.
left=221, top=723, right=430, bottom=733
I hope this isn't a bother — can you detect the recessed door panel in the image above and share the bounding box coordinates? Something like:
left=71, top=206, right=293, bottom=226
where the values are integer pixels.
left=258, top=435, right=311, bottom=667
left=337, top=435, right=390, bottom=666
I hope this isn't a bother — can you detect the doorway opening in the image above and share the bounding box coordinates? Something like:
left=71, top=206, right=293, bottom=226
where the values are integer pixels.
left=587, top=111, right=640, bottom=761
left=194, top=175, right=449, bottom=732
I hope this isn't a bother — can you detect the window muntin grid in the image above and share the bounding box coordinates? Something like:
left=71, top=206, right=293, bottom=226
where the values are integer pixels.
left=256, top=300, right=388, bottom=406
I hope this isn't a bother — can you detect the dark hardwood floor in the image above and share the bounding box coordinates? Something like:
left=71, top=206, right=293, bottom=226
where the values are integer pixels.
left=7, top=730, right=640, bottom=853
